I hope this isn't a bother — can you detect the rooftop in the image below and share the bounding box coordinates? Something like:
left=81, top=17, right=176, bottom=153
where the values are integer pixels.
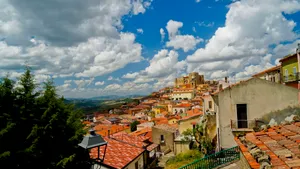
left=90, top=137, right=144, bottom=169
left=153, top=124, right=178, bottom=133
left=179, top=110, right=203, bottom=121
left=94, top=124, right=129, bottom=137
left=235, top=122, right=300, bottom=168
left=111, top=133, right=149, bottom=147
left=173, top=103, right=192, bottom=108
left=279, top=53, right=297, bottom=62
left=137, top=122, right=154, bottom=127
left=146, top=143, right=159, bottom=151
left=130, top=127, right=152, bottom=136
left=252, top=65, right=281, bottom=77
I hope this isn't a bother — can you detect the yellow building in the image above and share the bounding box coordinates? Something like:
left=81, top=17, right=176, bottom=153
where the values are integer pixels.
left=152, top=106, right=166, bottom=115
left=174, top=72, right=205, bottom=88
left=168, top=117, right=179, bottom=124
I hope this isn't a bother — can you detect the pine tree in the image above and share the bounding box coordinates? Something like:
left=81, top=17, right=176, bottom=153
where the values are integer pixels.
left=0, top=68, right=90, bottom=169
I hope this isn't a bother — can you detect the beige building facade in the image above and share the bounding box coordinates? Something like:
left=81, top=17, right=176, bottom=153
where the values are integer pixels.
left=171, top=89, right=195, bottom=100
left=178, top=115, right=202, bottom=134
left=203, top=94, right=216, bottom=113
left=212, top=78, right=299, bottom=149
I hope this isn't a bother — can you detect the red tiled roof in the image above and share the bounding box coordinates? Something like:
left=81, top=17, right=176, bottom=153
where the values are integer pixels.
left=173, top=103, right=192, bottom=108
left=153, top=124, right=178, bottom=133
left=90, top=137, right=144, bottom=169
left=146, top=143, right=158, bottom=151
left=111, top=133, right=150, bottom=147
left=83, top=121, right=91, bottom=125
left=135, top=104, right=151, bottom=109
left=130, top=127, right=152, bottom=136
left=145, top=131, right=153, bottom=142
left=236, top=122, right=300, bottom=168
left=168, top=115, right=181, bottom=120
left=152, top=117, right=168, bottom=125
left=94, top=124, right=129, bottom=137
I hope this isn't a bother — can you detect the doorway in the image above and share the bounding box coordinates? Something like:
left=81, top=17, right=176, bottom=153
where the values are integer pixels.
left=237, top=104, right=248, bottom=128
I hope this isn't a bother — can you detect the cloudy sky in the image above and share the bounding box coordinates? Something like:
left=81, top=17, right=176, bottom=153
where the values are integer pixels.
left=1, top=0, right=300, bottom=98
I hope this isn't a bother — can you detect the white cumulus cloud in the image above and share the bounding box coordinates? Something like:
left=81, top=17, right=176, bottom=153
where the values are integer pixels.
left=165, top=20, right=203, bottom=52
left=95, top=81, right=105, bottom=86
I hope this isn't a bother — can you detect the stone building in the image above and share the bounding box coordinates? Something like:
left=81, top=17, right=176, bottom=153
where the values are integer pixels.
left=174, top=72, right=205, bottom=88
left=152, top=124, right=179, bottom=153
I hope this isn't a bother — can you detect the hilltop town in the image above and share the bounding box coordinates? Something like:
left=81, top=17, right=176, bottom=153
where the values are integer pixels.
left=81, top=49, right=300, bottom=169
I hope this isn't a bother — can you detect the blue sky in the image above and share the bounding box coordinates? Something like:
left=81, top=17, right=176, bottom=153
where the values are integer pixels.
left=1, top=0, right=300, bottom=98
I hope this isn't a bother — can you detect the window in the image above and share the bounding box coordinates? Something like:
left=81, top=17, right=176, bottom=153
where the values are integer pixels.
left=293, top=67, right=297, bottom=76
left=209, top=101, right=212, bottom=109
left=160, top=135, right=164, bottom=142
left=237, top=104, right=248, bottom=128
left=285, top=69, right=288, bottom=81
left=135, top=162, right=138, bottom=169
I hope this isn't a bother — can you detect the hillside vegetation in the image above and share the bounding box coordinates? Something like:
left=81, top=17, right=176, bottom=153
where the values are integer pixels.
left=65, top=98, right=140, bottom=114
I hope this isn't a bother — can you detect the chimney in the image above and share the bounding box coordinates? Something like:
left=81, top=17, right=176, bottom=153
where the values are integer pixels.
left=108, top=130, right=110, bottom=138
left=225, top=77, right=228, bottom=83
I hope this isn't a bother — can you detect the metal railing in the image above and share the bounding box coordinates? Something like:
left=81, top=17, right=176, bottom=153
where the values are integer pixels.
left=178, top=146, right=240, bottom=169
left=230, top=119, right=257, bottom=129
left=283, top=72, right=300, bottom=82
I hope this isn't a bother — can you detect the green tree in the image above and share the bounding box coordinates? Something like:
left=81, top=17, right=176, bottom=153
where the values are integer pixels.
left=0, top=68, right=90, bottom=169
left=182, top=124, right=214, bottom=155
left=130, top=121, right=141, bottom=132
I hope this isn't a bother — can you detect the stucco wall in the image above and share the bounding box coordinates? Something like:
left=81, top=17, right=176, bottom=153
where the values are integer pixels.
left=178, top=115, right=201, bottom=133
left=172, top=107, right=187, bottom=114
left=124, top=152, right=145, bottom=169
left=152, top=127, right=175, bottom=152
left=203, top=95, right=215, bottom=112
left=216, top=78, right=299, bottom=148
left=171, top=92, right=194, bottom=100
left=168, top=119, right=178, bottom=124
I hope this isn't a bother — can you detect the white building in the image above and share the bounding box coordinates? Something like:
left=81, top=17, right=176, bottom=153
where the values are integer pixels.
left=171, top=88, right=195, bottom=100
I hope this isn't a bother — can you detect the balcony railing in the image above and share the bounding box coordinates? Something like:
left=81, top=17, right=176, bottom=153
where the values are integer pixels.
left=283, top=72, right=300, bottom=83
left=178, top=146, right=240, bottom=169
left=230, top=119, right=257, bottom=130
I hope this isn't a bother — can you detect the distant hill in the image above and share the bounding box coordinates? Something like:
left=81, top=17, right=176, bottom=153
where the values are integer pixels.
left=66, top=94, right=145, bottom=101
left=64, top=95, right=144, bottom=114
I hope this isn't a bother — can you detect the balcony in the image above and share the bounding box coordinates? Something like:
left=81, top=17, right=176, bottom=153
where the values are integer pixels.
left=230, top=119, right=258, bottom=131
left=283, top=72, right=300, bottom=83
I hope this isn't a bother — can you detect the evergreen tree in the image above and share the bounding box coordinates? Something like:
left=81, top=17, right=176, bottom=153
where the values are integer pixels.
left=0, top=68, right=90, bottom=169
left=130, top=120, right=140, bottom=132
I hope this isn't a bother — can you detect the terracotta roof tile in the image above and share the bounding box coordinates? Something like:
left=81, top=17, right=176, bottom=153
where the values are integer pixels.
left=236, top=123, right=300, bottom=168
left=146, top=143, right=158, bottom=151
left=90, top=137, right=144, bottom=169
left=111, top=134, right=149, bottom=148
left=153, top=124, right=178, bottom=133
left=94, top=124, right=129, bottom=137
